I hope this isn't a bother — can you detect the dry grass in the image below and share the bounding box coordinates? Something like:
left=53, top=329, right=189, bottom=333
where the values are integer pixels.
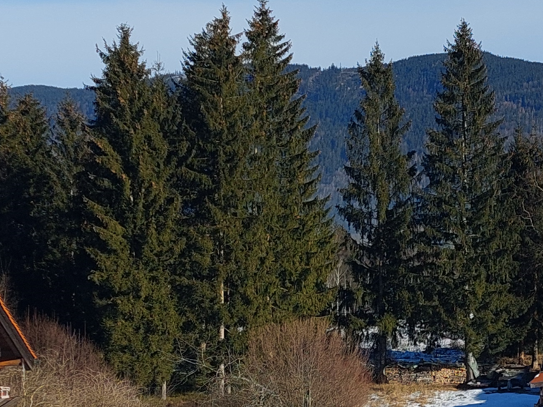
left=210, top=318, right=371, bottom=407
left=366, top=383, right=458, bottom=407
left=142, top=395, right=202, bottom=407
left=142, top=393, right=205, bottom=407
left=0, top=314, right=145, bottom=407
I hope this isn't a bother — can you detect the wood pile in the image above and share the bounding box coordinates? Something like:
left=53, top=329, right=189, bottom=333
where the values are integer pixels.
left=384, top=365, right=466, bottom=385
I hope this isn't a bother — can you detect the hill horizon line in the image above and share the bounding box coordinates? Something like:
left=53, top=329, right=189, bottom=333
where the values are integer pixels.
left=8, top=51, right=543, bottom=90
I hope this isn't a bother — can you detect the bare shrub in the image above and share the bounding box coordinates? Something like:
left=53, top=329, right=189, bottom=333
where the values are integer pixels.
left=0, top=314, right=145, bottom=407
left=212, top=318, right=371, bottom=407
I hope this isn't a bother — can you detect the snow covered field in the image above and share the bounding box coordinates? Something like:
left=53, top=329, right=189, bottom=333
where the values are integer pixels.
left=424, top=389, right=538, bottom=407
left=369, top=388, right=540, bottom=407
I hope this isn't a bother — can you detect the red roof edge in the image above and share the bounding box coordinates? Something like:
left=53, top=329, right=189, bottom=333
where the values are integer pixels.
left=0, top=297, right=37, bottom=360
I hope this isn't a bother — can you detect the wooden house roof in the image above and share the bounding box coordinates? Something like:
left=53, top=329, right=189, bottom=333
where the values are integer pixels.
left=0, top=297, right=36, bottom=370
left=530, top=372, right=543, bottom=388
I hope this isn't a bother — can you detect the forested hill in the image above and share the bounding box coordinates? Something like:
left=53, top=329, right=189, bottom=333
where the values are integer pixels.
left=295, top=53, right=543, bottom=205
left=9, top=85, right=96, bottom=119
left=11, top=52, right=543, bottom=212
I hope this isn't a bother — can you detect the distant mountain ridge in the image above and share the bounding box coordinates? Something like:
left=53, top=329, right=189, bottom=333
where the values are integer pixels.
left=293, top=53, right=543, bottom=210
left=10, top=52, right=543, bottom=216
left=9, top=85, right=95, bottom=119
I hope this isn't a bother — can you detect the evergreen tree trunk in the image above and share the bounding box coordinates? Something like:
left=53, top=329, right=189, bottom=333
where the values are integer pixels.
left=533, top=337, right=540, bottom=370
left=374, top=334, right=388, bottom=384
left=161, top=381, right=167, bottom=401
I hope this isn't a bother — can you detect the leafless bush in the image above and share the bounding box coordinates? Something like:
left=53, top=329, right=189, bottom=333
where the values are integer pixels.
left=211, top=318, right=371, bottom=407
left=0, top=314, right=145, bottom=407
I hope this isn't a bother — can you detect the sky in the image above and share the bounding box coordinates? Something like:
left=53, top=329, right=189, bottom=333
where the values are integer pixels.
left=2, top=0, right=543, bottom=88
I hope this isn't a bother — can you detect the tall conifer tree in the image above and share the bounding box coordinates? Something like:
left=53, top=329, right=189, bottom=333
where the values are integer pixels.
left=508, top=130, right=543, bottom=368
left=239, top=0, right=285, bottom=328
left=339, top=44, right=413, bottom=382
left=179, top=7, right=251, bottom=389
left=244, top=0, right=335, bottom=322
left=0, top=89, right=61, bottom=313
left=48, top=99, right=95, bottom=325
left=417, top=21, right=517, bottom=382
left=85, top=25, right=181, bottom=387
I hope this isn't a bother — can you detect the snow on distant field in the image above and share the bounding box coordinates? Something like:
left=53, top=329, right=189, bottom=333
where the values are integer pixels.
left=422, top=389, right=539, bottom=407
left=369, top=388, right=540, bottom=407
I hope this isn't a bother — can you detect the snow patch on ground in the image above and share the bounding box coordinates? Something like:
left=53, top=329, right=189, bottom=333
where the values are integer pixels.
left=368, top=388, right=540, bottom=407
left=422, top=389, right=538, bottom=407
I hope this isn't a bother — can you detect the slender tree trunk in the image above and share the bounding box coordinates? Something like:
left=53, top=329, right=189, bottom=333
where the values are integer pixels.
left=534, top=309, right=540, bottom=370
left=465, top=337, right=479, bottom=383
left=303, top=389, right=312, bottom=407
left=533, top=338, right=539, bottom=370
left=374, top=334, right=388, bottom=384
left=219, top=363, right=225, bottom=396
left=219, top=280, right=225, bottom=396
left=161, top=381, right=167, bottom=400
left=373, top=256, right=388, bottom=384
left=466, top=352, right=475, bottom=383
left=465, top=351, right=479, bottom=383
left=372, top=257, right=388, bottom=383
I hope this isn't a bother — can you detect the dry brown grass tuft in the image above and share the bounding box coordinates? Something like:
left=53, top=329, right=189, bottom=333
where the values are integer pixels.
left=210, top=318, right=371, bottom=407
left=0, top=314, right=145, bottom=407
left=143, top=394, right=204, bottom=407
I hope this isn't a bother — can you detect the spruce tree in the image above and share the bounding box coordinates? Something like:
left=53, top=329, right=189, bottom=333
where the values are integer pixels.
left=339, top=44, right=413, bottom=382
left=0, top=89, right=61, bottom=313
left=85, top=25, right=181, bottom=387
left=48, top=99, right=95, bottom=325
left=417, top=21, right=518, bottom=382
left=244, top=0, right=335, bottom=322
left=238, top=0, right=285, bottom=328
left=508, top=130, right=543, bottom=368
left=178, top=7, right=251, bottom=389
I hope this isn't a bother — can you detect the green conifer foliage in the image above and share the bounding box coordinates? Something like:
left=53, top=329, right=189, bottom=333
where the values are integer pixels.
left=418, top=21, right=518, bottom=382
left=239, top=0, right=286, bottom=328
left=179, top=7, right=251, bottom=383
left=85, top=25, right=181, bottom=387
left=275, top=89, right=335, bottom=321
left=244, top=1, right=335, bottom=322
left=0, top=80, right=7, bottom=124
left=339, top=44, right=413, bottom=382
left=508, top=130, right=543, bottom=366
left=0, top=89, right=61, bottom=312
left=48, top=99, right=95, bottom=325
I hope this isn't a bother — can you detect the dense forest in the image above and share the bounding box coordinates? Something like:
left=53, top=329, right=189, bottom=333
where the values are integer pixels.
left=3, top=0, right=543, bottom=400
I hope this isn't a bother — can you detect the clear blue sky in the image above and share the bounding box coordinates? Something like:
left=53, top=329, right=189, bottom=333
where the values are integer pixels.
left=2, top=0, right=543, bottom=88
